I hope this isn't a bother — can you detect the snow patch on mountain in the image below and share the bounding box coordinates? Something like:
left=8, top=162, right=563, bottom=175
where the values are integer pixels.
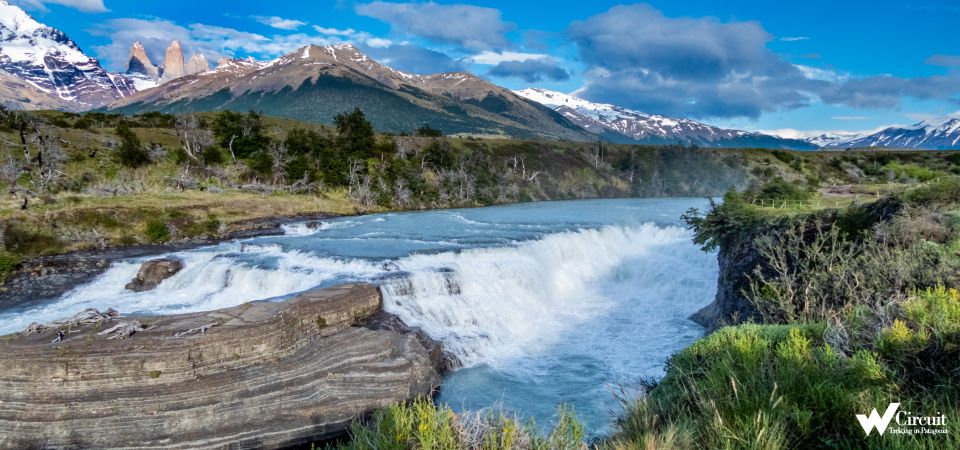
left=515, top=88, right=815, bottom=149
left=0, top=0, right=136, bottom=107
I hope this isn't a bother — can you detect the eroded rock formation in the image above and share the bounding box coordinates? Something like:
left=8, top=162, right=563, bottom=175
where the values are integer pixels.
left=159, top=40, right=185, bottom=83
left=185, top=53, right=209, bottom=76
left=126, top=41, right=159, bottom=80
left=0, top=284, right=444, bottom=449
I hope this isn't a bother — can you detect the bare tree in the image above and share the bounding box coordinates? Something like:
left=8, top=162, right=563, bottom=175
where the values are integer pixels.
left=267, top=141, right=293, bottom=185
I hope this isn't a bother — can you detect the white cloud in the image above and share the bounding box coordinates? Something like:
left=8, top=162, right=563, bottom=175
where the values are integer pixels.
left=779, top=36, right=810, bottom=42
left=365, top=37, right=393, bottom=48
left=795, top=64, right=848, bottom=83
left=12, top=0, right=107, bottom=12
left=313, top=25, right=357, bottom=36
left=253, top=16, right=307, bottom=31
left=470, top=50, right=550, bottom=65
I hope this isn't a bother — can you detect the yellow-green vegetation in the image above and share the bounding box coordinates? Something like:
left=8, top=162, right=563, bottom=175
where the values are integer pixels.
left=336, top=398, right=585, bottom=450
left=609, top=288, right=960, bottom=449
left=0, top=190, right=358, bottom=256
left=611, top=178, right=960, bottom=449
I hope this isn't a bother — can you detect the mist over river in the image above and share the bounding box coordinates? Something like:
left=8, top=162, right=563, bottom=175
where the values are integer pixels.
left=0, top=198, right=718, bottom=435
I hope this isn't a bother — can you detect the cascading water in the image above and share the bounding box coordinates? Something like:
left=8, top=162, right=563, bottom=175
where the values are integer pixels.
left=0, top=198, right=717, bottom=435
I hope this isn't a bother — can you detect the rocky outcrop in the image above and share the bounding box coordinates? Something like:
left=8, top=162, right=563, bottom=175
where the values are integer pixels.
left=690, top=231, right=761, bottom=331
left=159, top=40, right=186, bottom=83
left=125, top=257, right=184, bottom=292
left=0, top=283, right=444, bottom=449
left=126, top=41, right=159, bottom=80
left=185, top=53, right=209, bottom=76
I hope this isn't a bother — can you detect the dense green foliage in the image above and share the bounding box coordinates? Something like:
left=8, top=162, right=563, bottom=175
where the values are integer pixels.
left=115, top=121, right=149, bottom=168
left=336, top=398, right=585, bottom=450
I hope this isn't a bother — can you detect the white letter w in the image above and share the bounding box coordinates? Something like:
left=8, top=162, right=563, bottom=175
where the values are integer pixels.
left=857, top=403, right=900, bottom=436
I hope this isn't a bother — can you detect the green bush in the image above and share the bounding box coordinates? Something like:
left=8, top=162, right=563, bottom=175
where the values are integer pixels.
left=609, top=319, right=959, bottom=449
left=337, top=398, right=584, bottom=450
left=751, top=176, right=812, bottom=202
left=144, top=219, right=170, bottom=243
left=115, top=121, right=150, bottom=168
left=0, top=251, right=20, bottom=282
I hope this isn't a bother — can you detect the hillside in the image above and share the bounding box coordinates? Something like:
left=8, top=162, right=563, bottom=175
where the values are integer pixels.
left=3, top=108, right=960, bottom=264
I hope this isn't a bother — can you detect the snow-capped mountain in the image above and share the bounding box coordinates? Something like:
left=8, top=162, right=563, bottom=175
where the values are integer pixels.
left=822, top=117, right=960, bottom=150
left=803, top=133, right=865, bottom=148
left=515, top=88, right=815, bottom=150
left=0, top=0, right=135, bottom=109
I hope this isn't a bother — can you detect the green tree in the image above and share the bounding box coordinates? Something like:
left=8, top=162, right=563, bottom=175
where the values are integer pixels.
left=211, top=111, right=269, bottom=160
left=334, top=108, right=375, bottom=158
left=416, top=124, right=442, bottom=137
left=115, top=121, right=150, bottom=168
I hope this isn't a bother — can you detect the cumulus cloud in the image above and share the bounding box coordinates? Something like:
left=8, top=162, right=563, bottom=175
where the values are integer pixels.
left=567, top=4, right=820, bottom=118
left=361, top=43, right=467, bottom=74
left=89, top=18, right=337, bottom=71
left=12, top=0, right=107, bottom=12
left=470, top=51, right=549, bottom=65
left=355, top=1, right=513, bottom=50
left=488, top=58, right=570, bottom=82
left=818, top=74, right=960, bottom=109
left=313, top=26, right=358, bottom=36
left=253, top=16, right=307, bottom=31
left=567, top=4, right=960, bottom=119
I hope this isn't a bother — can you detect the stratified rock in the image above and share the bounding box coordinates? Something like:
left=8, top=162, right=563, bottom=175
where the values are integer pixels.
left=0, top=284, right=443, bottom=449
left=126, top=41, right=159, bottom=80
left=159, top=40, right=185, bottom=83
left=185, top=53, right=209, bottom=76
left=125, top=257, right=183, bottom=292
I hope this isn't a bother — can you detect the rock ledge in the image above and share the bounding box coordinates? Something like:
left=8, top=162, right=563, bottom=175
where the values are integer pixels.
left=0, top=284, right=443, bottom=449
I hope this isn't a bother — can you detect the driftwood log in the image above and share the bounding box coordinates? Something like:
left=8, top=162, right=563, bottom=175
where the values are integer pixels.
left=0, top=284, right=445, bottom=449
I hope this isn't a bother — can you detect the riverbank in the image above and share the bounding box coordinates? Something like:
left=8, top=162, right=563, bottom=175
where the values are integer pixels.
left=0, top=192, right=358, bottom=311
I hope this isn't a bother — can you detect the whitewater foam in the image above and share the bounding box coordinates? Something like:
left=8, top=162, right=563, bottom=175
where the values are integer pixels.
left=0, top=220, right=711, bottom=370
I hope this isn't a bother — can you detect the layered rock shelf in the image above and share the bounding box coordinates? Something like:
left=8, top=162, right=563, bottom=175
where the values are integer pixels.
left=0, top=284, right=444, bottom=449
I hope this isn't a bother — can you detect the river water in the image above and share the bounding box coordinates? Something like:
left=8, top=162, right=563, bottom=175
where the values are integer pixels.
left=0, top=198, right=718, bottom=436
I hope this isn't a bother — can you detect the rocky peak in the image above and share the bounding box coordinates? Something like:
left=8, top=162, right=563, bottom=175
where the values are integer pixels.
left=185, top=53, right=209, bottom=75
left=160, top=40, right=185, bottom=83
left=126, top=41, right=159, bottom=80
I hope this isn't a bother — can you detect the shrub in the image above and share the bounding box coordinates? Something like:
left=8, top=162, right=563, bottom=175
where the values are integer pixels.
left=751, top=176, right=812, bottom=202
left=144, top=219, right=170, bottom=243
left=338, top=398, right=585, bottom=450
left=115, top=121, right=150, bottom=168
left=201, top=146, right=225, bottom=165
left=0, top=251, right=20, bottom=282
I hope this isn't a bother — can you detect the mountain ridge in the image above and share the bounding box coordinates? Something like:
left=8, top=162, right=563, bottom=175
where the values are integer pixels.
left=515, top=88, right=818, bottom=150
left=0, top=0, right=135, bottom=109
left=106, top=43, right=593, bottom=141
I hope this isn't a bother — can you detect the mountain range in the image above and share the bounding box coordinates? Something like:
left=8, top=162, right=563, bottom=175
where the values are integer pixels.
left=816, top=117, right=960, bottom=150
left=0, top=0, right=957, bottom=150
left=514, top=88, right=818, bottom=149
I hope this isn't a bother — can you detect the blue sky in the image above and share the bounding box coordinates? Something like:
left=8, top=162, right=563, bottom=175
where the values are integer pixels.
left=14, top=0, right=960, bottom=137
